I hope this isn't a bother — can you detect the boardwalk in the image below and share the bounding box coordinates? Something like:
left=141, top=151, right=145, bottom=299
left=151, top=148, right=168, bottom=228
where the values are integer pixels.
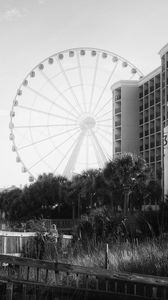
left=0, top=254, right=168, bottom=299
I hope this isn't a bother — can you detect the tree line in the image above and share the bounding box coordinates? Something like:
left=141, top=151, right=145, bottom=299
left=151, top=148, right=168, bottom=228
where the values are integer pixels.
left=0, top=153, right=162, bottom=222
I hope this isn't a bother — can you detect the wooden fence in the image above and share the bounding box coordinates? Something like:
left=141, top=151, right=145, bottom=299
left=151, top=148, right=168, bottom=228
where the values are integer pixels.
left=0, top=231, right=72, bottom=256
left=0, top=254, right=168, bottom=299
left=0, top=231, right=36, bottom=255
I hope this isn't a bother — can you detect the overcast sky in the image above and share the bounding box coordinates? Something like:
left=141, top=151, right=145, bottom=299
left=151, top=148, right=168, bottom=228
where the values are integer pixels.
left=0, top=0, right=168, bottom=188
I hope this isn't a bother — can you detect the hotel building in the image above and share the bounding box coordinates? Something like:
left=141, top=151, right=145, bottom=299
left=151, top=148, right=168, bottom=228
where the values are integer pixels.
left=112, top=43, right=168, bottom=194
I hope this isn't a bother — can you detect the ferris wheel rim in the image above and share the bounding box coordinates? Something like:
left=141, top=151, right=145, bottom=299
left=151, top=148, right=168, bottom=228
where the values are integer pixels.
left=10, top=46, right=143, bottom=182
left=14, top=47, right=143, bottom=89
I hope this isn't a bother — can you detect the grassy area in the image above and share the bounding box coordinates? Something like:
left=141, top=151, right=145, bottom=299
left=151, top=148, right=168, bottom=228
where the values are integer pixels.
left=65, top=238, right=168, bottom=277
left=22, top=230, right=168, bottom=277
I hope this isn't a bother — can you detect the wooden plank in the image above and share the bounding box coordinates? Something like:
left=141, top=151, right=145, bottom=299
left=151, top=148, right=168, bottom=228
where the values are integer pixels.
left=0, top=231, right=36, bottom=237
left=0, top=254, right=56, bottom=270
left=3, top=237, right=7, bottom=254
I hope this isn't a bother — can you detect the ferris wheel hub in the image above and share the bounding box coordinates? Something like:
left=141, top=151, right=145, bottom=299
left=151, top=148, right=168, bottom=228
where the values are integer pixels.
left=79, top=116, right=96, bottom=131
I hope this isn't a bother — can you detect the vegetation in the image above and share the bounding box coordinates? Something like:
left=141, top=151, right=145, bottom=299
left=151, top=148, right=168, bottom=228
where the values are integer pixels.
left=67, top=238, right=168, bottom=277
left=0, top=153, right=162, bottom=223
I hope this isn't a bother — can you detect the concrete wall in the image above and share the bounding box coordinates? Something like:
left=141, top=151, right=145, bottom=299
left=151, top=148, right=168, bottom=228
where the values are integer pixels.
left=121, top=85, right=139, bottom=154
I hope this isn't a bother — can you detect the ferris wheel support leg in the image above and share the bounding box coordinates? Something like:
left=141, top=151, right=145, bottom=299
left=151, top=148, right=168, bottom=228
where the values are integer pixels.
left=63, top=131, right=86, bottom=179
left=90, top=129, right=107, bottom=167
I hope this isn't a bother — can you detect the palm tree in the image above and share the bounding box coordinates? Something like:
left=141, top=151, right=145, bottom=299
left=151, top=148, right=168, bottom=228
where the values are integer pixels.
left=103, top=153, right=151, bottom=215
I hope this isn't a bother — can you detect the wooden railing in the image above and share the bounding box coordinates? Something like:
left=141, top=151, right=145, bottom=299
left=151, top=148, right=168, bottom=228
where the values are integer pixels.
left=0, top=254, right=168, bottom=299
left=0, top=231, right=36, bottom=255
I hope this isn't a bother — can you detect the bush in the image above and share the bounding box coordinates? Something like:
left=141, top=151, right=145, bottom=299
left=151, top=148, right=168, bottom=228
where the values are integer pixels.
left=22, top=219, right=58, bottom=261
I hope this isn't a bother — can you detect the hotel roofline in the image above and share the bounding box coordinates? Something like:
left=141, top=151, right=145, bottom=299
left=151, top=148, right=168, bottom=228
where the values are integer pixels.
left=159, top=42, right=168, bottom=57
left=111, top=80, right=139, bottom=91
left=111, top=66, right=161, bottom=91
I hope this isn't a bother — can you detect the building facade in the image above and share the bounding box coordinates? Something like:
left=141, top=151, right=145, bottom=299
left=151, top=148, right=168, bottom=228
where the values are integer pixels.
left=111, top=43, right=168, bottom=195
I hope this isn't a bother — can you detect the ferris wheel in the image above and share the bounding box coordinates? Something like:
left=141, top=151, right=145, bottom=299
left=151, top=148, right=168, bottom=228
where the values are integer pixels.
left=9, top=47, right=143, bottom=182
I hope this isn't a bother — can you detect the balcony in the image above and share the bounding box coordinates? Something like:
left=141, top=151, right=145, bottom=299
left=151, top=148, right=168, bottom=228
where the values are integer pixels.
left=115, top=95, right=121, bottom=101
left=150, top=99, right=154, bottom=106
left=156, top=154, right=161, bottom=161
left=115, top=147, right=121, bottom=153
left=156, top=126, right=161, bottom=132
left=156, top=111, right=160, bottom=118
left=156, top=140, right=161, bottom=146
left=150, top=128, right=154, bottom=134
left=155, top=83, right=160, bottom=89
left=139, top=105, right=143, bottom=112
left=115, top=107, right=121, bottom=114
left=115, top=121, right=121, bottom=127
left=150, top=156, right=155, bottom=162
left=115, top=134, right=121, bottom=140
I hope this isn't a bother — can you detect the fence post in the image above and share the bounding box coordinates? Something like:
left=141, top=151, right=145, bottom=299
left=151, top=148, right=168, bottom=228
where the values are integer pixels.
left=6, top=282, right=13, bottom=300
left=105, top=243, right=109, bottom=269
left=3, top=236, right=7, bottom=254
left=22, top=284, right=27, bottom=300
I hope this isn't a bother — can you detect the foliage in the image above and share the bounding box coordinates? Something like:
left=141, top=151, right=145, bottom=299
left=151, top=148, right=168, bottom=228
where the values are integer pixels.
left=22, top=219, right=58, bottom=260
left=68, top=238, right=168, bottom=277
left=0, top=153, right=162, bottom=222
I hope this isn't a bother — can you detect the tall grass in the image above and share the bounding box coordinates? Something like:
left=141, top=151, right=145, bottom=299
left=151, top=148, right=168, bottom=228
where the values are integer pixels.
left=22, top=230, right=168, bottom=277
left=67, top=238, right=168, bottom=277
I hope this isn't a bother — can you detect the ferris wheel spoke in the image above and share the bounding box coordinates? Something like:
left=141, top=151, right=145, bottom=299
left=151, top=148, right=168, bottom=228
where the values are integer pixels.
left=95, top=97, right=112, bottom=118
left=56, top=58, right=83, bottom=114
left=90, top=129, right=107, bottom=166
left=28, top=129, right=80, bottom=171
left=18, top=126, right=79, bottom=151
left=77, top=52, right=87, bottom=112
left=96, top=129, right=112, bottom=145
left=53, top=130, right=84, bottom=176
left=18, top=105, right=75, bottom=122
left=90, top=132, right=104, bottom=168
left=99, top=124, right=114, bottom=128
left=129, top=74, right=136, bottom=80
left=96, top=109, right=113, bottom=121
left=62, top=130, right=86, bottom=178
left=14, top=123, right=77, bottom=129
left=27, top=86, right=77, bottom=118
left=92, top=62, right=119, bottom=114
left=40, top=70, right=80, bottom=117
left=88, top=53, right=100, bottom=113
left=97, top=126, right=112, bottom=136
left=96, top=118, right=112, bottom=123
left=86, top=133, right=89, bottom=170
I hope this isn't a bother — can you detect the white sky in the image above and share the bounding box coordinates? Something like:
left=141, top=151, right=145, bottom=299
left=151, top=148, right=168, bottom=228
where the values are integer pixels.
left=0, top=0, right=168, bottom=188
